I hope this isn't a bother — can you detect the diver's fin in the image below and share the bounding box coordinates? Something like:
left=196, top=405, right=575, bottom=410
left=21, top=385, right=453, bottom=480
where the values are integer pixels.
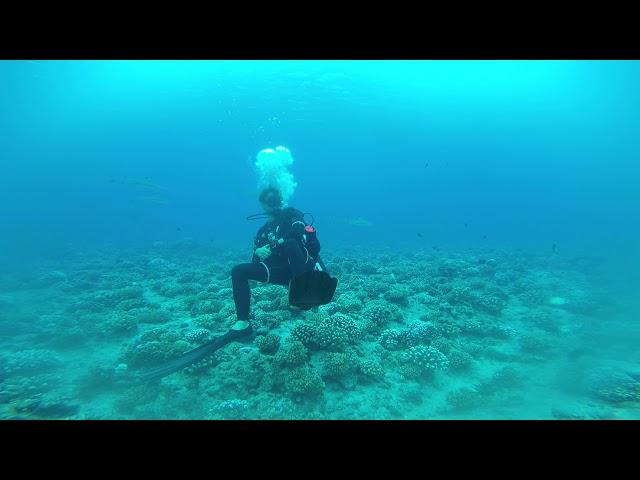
left=135, top=325, right=252, bottom=382
left=288, top=270, right=338, bottom=310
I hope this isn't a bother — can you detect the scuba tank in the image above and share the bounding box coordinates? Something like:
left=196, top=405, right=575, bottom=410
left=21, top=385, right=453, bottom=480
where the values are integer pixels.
left=304, top=225, right=316, bottom=240
left=301, top=214, right=321, bottom=260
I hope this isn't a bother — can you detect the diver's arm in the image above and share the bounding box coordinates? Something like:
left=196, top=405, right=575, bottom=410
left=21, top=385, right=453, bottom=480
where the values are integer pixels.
left=270, top=220, right=305, bottom=256
left=252, top=226, right=269, bottom=262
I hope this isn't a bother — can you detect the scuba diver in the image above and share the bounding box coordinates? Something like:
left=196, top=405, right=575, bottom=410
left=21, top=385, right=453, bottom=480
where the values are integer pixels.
left=134, top=186, right=337, bottom=382
left=230, top=186, right=335, bottom=336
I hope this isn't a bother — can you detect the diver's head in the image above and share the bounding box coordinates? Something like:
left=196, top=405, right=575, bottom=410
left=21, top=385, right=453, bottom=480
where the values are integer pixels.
left=259, top=187, right=283, bottom=216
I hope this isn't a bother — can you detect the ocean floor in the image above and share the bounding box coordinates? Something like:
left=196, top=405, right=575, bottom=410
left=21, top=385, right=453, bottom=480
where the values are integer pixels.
left=1, top=240, right=639, bottom=420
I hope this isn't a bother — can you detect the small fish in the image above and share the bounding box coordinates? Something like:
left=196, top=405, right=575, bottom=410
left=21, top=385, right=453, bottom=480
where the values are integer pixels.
left=176, top=227, right=182, bottom=232
left=346, top=218, right=373, bottom=227
left=424, top=162, right=429, bottom=168
left=124, top=177, right=166, bottom=190
left=482, top=235, right=487, bottom=239
left=464, top=223, right=468, bottom=228
left=552, top=243, right=557, bottom=253
left=417, top=233, right=423, bottom=238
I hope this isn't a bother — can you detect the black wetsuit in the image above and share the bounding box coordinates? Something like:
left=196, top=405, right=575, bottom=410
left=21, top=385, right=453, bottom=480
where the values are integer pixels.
left=231, top=207, right=320, bottom=320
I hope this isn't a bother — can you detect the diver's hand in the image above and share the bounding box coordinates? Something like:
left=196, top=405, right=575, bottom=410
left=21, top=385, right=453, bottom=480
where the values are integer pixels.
left=255, top=245, right=272, bottom=261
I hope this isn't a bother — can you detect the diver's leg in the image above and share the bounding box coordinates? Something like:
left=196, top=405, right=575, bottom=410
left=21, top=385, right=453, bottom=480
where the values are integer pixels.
left=267, top=265, right=294, bottom=286
left=282, top=239, right=310, bottom=277
left=231, top=263, right=268, bottom=320
left=267, top=264, right=306, bottom=314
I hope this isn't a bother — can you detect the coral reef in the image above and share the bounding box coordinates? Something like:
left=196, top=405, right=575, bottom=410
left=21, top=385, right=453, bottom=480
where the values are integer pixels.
left=313, top=314, right=360, bottom=352
left=379, top=328, right=406, bottom=351
left=95, top=313, right=139, bottom=337
left=121, top=327, right=192, bottom=369
left=1, top=349, right=63, bottom=377
left=447, top=349, right=474, bottom=372
left=586, top=368, right=640, bottom=404
left=399, top=345, right=449, bottom=379
left=0, top=242, right=618, bottom=420
left=291, top=322, right=317, bottom=348
left=361, top=300, right=402, bottom=333
left=358, top=358, right=385, bottom=382
left=0, top=373, right=62, bottom=404
left=404, top=321, right=437, bottom=346
left=384, top=284, right=412, bottom=306
left=209, top=399, right=251, bottom=419
left=335, top=293, right=364, bottom=314
left=283, top=366, right=325, bottom=400
left=321, top=352, right=355, bottom=378
left=129, top=308, right=172, bottom=324
left=113, top=384, right=162, bottom=415
left=446, top=387, right=482, bottom=411
left=477, top=366, right=523, bottom=395
left=185, top=328, right=212, bottom=344
left=551, top=405, right=615, bottom=420
left=274, top=340, right=309, bottom=367
left=13, top=394, right=80, bottom=418
left=255, top=334, right=281, bottom=355
left=519, top=333, right=552, bottom=355
left=30, top=314, right=87, bottom=349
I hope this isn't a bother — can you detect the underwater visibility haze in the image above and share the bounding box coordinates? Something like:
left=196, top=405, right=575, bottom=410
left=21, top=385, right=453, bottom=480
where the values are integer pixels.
left=0, top=60, right=639, bottom=419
